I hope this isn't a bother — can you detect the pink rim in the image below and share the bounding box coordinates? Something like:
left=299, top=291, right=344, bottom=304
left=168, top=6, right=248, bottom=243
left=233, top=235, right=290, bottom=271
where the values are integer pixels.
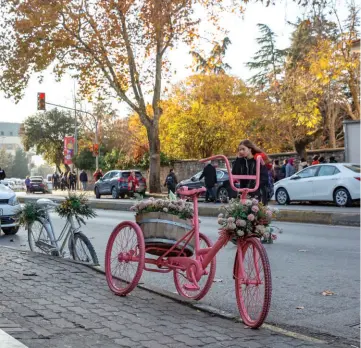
left=235, top=237, right=272, bottom=328
left=105, top=221, right=145, bottom=296
left=173, top=233, right=216, bottom=300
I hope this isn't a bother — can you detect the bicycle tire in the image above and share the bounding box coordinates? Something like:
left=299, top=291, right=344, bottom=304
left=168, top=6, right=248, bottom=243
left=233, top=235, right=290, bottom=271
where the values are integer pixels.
left=105, top=221, right=145, bottom=296
left=234, top=237, right=272, bottom=328
left=173, top=233, right=216, bottom=300
left=28, top=219, right=57, bottom=255
left=69, top=232, right=99, bottom=265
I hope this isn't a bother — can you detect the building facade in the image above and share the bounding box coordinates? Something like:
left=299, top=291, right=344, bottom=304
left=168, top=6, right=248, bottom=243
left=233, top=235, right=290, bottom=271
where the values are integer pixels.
left=0, top=122, right=23, bottom=156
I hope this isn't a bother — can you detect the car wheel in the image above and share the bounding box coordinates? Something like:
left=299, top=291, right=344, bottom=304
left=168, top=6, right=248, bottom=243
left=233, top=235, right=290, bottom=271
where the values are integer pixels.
left=276, top=188, right=290, bottom=205
left=111, top=187, right=119, bottom=199
left=334, top=187, right=352, bottom=207
left=95, top=187, right=101, bottom=199
left=2, top=226, right=19, bottom=235
left=217, top=187, right=229, bottom=203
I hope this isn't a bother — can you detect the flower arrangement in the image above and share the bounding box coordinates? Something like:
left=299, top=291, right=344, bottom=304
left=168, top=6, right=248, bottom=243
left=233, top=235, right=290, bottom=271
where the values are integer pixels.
left=15, top=202, right=47, bottom=227
left=55, top=193, right=96, bottom=224
left=130, top=197, right=194, bottom=220
left=217, top=198, right=278, bottom=241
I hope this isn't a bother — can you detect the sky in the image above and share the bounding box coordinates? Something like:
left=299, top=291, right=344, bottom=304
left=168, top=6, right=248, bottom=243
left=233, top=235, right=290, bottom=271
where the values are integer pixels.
left=0, top=0, right=348, bottom=124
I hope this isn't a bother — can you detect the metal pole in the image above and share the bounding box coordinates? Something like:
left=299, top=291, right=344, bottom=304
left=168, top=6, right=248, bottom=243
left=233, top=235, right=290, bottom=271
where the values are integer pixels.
left=95, top=120, right=99, bottom=169
left=73, top=81, right=78, bottom=190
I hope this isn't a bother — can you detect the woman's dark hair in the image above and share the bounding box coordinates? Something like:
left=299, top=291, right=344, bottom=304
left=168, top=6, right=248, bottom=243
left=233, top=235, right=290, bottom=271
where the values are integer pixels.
left=313, top=155, right=319, bottom=161
left=283, top=159, right=288, bottom=165
left=330, top=156, right=335, bottom=161
left=319, top=156, right=325, bottom=162
left=169, top=168, right=174, bottom=173
left=301, top=157, right=305, bottom=162
left=274, top=160, right=280, bottom=165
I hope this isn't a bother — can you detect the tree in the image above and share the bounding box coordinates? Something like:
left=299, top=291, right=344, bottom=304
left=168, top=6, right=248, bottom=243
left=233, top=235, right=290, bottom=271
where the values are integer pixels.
left=0, top=149, right=14, bottom=178
left=11, top=148, right=29, bottom=178
left=246, top=24, right=287, bottom=91
left=21, top=109, right=75, bottom=172
left=0, top=0, right=241, bottom=192
left=73, top=149, right=96, bottom=171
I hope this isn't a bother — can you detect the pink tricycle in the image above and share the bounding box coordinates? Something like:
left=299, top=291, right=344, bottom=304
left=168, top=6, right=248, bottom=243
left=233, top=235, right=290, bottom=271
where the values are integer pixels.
left=105, top=155, right=272, bottom=328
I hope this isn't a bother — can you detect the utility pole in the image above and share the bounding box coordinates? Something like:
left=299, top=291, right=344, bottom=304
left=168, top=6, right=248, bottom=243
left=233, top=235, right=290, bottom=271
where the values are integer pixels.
left=73, top=81, right=79, bottom=189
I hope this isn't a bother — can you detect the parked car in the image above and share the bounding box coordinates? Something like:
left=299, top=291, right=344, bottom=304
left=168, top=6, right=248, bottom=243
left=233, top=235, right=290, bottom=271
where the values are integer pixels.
left=29, top=176, right=47, bottom=193
left=274, top=163, right=360, bottom=207
left=94, top=170, right=147, bottom=199
left=176, top=168, right=238, bottom=202
left=0, top=183, right=20, bottom=235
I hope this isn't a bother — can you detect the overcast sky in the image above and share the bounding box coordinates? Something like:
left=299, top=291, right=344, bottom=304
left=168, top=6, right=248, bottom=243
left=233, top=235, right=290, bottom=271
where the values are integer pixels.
left=0, top=0, right=348, bottom=124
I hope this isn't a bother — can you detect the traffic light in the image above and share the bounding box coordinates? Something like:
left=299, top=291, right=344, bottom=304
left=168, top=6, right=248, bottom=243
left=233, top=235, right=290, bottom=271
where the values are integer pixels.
left=37, top=92, right=46, bottom=110
left=93, top=144, right=99, bottom=156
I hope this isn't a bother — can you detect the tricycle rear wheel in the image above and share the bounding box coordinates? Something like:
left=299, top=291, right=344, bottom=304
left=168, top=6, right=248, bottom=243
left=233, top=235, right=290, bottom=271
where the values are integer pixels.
left=173, top=233, right=216, bottom=300
left=105, top=221, right=145, bottom=296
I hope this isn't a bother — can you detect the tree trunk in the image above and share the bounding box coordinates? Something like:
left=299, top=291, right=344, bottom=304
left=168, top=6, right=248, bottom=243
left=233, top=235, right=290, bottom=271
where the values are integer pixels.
left=294, top=128, right=323, bottom=159
left=147, top=127, right=161, bottom=193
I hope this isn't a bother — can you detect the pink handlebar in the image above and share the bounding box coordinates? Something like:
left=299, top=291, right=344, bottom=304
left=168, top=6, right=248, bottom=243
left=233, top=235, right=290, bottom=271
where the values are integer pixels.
left=200, top=155, right=264, bottom=194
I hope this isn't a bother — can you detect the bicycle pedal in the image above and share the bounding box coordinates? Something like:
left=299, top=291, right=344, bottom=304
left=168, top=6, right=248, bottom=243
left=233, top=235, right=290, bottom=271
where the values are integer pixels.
left=183, top=283, right=200, bottom=291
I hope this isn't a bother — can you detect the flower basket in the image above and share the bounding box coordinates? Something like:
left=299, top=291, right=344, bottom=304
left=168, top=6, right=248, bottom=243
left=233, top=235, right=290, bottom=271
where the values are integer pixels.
left=55, top=193, right=96, bottom=224
left=218, top=198, right=279, bottom=242
left=136, top=212, right=194, bottom=256
left=15, top=202, right=47, bottom=228
left=131, top=197, right=195, bottom=256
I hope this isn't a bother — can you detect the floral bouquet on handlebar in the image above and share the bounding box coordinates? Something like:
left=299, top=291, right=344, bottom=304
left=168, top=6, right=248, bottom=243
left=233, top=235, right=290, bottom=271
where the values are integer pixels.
left=217, top=198, right=279, bottom=244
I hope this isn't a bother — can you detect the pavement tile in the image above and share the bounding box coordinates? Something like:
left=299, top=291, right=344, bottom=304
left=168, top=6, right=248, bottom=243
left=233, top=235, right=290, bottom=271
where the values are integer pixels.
left=0, top=247, right=341, bottom=348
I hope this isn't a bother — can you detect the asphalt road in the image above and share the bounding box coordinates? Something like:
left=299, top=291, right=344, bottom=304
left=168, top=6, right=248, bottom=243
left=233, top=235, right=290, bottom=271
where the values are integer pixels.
left=1, top=210, right=359, bottom=345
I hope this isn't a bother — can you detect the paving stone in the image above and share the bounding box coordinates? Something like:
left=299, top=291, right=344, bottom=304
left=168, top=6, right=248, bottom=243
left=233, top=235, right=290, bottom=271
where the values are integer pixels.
left=0, top=247, right=340, bottom=348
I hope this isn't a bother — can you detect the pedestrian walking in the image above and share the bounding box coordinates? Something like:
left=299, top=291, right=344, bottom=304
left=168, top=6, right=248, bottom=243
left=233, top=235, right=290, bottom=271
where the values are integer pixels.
left=69, top=171, right=77, bottom=191
left=329, top=156, right=337, bottom=163
left=298, top=158, right=308, bottom=171
left=280, top=159, right=288, bottom=179
left=312, top=155, right=320, bottom=165
left=164, top=169, right=177, bottom=194
left=128, top=171, right=139, bottom=198
left=272, top=160, right=282, bottom=183
left=93, top=168, right=103, bottom=182
left=286, top=158, right=296, bottom=178
left=0, top=167, right=6, bottom=180
left=52, top=172, right=60, bottom=190
left=199, top=161, right=217, bottom=203
left=25, top=176, right=31, bottom=194
left=231, top=139, right=270, bottom=205
left=79, top=170, right=88, bottom=191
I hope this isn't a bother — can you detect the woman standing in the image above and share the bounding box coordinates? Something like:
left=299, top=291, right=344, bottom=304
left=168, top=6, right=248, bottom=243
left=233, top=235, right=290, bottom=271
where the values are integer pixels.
left=232, top=139, right=270, bottom=205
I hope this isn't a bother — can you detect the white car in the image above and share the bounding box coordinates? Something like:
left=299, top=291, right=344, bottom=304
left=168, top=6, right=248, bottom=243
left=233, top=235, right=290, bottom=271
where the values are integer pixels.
left=0, top=184, right=20, bottom=235
left=274, top=163, right=360, bottom=207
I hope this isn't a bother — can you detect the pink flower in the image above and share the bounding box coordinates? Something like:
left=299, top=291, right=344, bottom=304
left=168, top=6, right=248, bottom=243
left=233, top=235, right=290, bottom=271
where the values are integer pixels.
left=271, top=233, right=277, bottom=240
left=247, top=214, right=255, bottom=221
left=251, top=206, right=259, bottom=213
left=252, top=198, right=259, bottom=205
left=266, top=210, right=273, bottom=218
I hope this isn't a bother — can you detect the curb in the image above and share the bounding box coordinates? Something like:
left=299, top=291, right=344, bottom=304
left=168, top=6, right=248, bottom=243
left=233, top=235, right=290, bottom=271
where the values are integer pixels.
left=17, top=196, right=360, bottom=227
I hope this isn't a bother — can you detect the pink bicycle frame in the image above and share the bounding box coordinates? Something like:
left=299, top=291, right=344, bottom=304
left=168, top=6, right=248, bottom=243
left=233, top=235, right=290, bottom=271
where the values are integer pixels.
left=200, top=155, right=264, bottom=202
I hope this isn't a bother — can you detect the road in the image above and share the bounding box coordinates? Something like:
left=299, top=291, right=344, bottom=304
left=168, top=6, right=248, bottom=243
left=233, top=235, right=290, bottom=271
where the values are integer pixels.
left=1, top=210, right=359, bottom=345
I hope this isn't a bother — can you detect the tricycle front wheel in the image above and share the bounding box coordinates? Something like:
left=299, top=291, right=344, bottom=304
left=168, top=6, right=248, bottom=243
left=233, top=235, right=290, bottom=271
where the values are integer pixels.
left=234, top=237, right=272, bottom=328
left=173, top=233, right=216, bottom=300
left=105, top=221, right=145, bottom=296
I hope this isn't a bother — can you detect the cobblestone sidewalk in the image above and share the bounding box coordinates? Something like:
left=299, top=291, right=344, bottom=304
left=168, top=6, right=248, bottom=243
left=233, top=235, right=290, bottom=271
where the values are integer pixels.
left=0, top=247, right=344, bottom=348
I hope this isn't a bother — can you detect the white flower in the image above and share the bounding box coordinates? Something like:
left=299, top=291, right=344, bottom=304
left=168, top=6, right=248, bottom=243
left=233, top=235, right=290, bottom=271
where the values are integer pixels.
left=245, top=199, right=253, bottom=206
left=227, top=217, right=235, bottom=223
left=239, top=220, right=247, bottom=227
left=218, top=213, right=224, bottom=218
left=252, top=198, right=259, bottom=205
left=163, top=207, right=168, bottom=213
left=255, top=225, right=266, bottom=234
left=218, top=218, right=225, bottom=225
left=236, top=230, right=245, bottom=237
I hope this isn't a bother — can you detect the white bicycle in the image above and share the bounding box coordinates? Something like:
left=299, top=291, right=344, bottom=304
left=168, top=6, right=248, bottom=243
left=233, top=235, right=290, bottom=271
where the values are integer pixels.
left=27, top=198, right=99, bottom=265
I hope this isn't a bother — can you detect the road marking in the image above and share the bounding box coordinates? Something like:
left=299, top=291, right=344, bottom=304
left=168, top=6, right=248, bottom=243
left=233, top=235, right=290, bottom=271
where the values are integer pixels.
left=262, top=324, right=326, bottom=344
left=0, top=329, right=28, bottom=348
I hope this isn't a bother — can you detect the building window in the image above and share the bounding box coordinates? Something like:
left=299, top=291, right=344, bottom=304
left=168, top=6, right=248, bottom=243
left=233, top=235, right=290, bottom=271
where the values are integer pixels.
left=9, top=132, right=13, bottom=136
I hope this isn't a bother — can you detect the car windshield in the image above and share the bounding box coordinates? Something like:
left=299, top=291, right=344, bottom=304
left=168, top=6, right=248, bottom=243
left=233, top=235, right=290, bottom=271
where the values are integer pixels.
left=344, top=165, right=360, bottom=173
left=31, top=179, right=42, bottom=183
left=122, top=171, right=143, bottom=178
